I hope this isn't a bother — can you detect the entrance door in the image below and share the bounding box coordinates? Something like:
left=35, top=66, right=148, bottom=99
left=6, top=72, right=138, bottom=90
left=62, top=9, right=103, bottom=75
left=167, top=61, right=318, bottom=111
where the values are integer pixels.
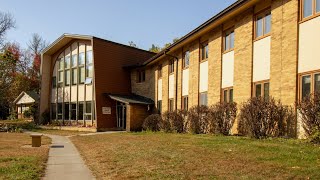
left=116, top=102, right=126, bottom=130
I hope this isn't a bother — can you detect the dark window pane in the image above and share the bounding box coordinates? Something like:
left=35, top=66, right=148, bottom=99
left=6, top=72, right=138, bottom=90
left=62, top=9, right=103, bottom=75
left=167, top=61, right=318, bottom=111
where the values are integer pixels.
left=302, top=75, right=311, bottom=99
left=157, top=100, right=162, bottom=113
left=51, top=104, right=56, bottom=120
left=256, top=17, right=263, bottom=37
left=169, top=99, right=174, bottom=112
left=71, top=103, right=77, bottom=120
left=52, top=77, right=57, bottom=88
left=265, top=13, right=271, bottom=34
left=317, top=0, right=320, bottom=12
left=64, top=103, right=69, bottom=120
left=229, top=89, right=233, bottom=103
left=256, top=84, right=262, bottom=97
left=304, top=0, right=313, bottom=18
left=264, top=83, right=270, bottom=100
left=225, top=34, right=230, bottom=51
left=230, top=32, right=235, bottom=49
left=205, top=45, right=209, bottom=59
left=86, top=101, right=92, bottom=114
left=183, top=96, right=188, bottom=110
left=315, top=74, right=320, bottom=93
left=224, top=90, right=228, bottom=102
left=78, top=102, right=84, bottom=120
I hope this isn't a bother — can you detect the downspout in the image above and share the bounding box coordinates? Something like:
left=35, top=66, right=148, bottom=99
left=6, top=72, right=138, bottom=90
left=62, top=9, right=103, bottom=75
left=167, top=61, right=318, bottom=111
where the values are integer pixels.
left=164, top=50, right=179, bottom=110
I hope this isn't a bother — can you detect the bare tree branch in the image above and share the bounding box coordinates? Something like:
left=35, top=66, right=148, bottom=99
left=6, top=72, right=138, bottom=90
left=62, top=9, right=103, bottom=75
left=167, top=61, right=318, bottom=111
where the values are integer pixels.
left=0, top=12, right=15, bottom=46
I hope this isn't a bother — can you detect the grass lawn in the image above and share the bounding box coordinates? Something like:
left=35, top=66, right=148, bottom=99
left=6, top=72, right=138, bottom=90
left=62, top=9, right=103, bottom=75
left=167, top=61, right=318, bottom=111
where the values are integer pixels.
left=0, top=133, right=51, bottom=180
left=71, top=132, right=320, bottom=179
left=31, top=129, right=91, bottom=136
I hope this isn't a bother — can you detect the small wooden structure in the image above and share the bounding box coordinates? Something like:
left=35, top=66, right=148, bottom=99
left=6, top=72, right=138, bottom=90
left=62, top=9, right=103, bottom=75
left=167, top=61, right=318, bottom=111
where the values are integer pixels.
left=13, top=91, right=39, bottom=120
left=30, top=134, right=42, bottom=147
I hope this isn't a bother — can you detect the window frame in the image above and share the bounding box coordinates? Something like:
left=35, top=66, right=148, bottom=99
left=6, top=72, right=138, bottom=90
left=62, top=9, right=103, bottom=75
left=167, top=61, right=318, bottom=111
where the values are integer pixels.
left=169, top=98, right=174, bottom=112
left=158, top=65, right=162, bottom=79
left=222, top=87, right=234, bottom=103
left=300, top=0, right=320, bottom=22
left=169, top=59, right=175, bottom=74
left=136, top=69, right=146, bottom=83
left=182, top=95, right=188, bottom=110
left=299, top=70, right=320, bottom=100
left=223, top=28, right=235, bottom=53
left=199, top=92, right=208, bottom=106
left=157, top=100, right=162, bottom=114
left=253, top=80, right=270, bottom=100
left=254, top=9, right=272, bottom=41
left=201, top=41, right=209, bottom=61
left=183, top=50, right=190, bottom=69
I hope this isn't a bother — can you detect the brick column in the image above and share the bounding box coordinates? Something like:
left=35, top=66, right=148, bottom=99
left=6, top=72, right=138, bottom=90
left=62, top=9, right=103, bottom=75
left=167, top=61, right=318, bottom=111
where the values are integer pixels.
left=189, top=42, right=200, bottom=107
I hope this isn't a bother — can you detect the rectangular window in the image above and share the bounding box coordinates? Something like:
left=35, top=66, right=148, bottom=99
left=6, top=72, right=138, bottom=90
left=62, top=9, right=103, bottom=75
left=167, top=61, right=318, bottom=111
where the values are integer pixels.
left=86, top=65, right=93, bottom=78
left=182, top=96, right=188, bottom=110
left=64, top=103, right=70, bottom=120
left=86, top=50, right=93, bottom=64
left=157, top=100, right=162, bottom=114
left=158, top=65, right=162, bottom=79
left=201, top=43, right=209, bottom=60
left=302, top=0, right=320, bottom=19
left=255, top=84, right=262, bottom=97
left=137, top=70, right=146, bottom=83
left=65, top=70, right=70, bottom=86
left=78, top=102, right=84, bottom=120
left=222, top=88, right=233, bottom=103
left=183, top=51, right=190, bottom=68
left=59, top=58, right=64, bottom=70
left=254, top=81, right=270, bottom=100
left=302, top=75, right=311, bottom=99
left=317, top=0, right=320, bottom=12
left=78, top=52, right=85, bottom=65
left=51, top=104, right=56, bottom=120
left=65, top=56, right=70, bottom=69
left=72, top=69, right=77, bottom=85
left=199, top=92, right=208, bottom=106
left=57, top=103, right=63, bottom=120
left=72, top=54, right=77, bottom=67
left=255, top=10, right=271, bottom=39
left=264, top=83, right=270, bottom=100
left=52, top=76, right=57, bottom=88
left=224, top=30, right=235, bottom=52
left=71, top=103, right=76, bottom=120
left=86, top=101, right=92, bottom=114
left=169, top=60, right=174, bottom=74
left=169, top=99, right=174, bottom=112
left=58, top=71, right=63, bottom=83
left=79, top=66, right=85, bottom=84
left=315, top=74, right=320, bottom=93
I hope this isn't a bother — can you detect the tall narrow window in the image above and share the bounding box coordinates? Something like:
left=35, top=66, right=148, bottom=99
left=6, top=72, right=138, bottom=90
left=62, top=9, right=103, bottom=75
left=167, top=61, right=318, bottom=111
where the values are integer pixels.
left=137, top=70, right=146, bottom=83
left=255, top=10, right=271, bottom=39
left=79, top=66, right=85, bottom=84
left=254, top=81, right=270, bottom=100
left=85, top=101, right=92, bottom=120
left=201, top=42, right=209, bottom=61
left=78, top=102, right=84, bottom=120
left=224, top=30, right=235, bottom=51
left=315, top=74, right=320, bottom=93
left=255, top=84, right=262, bottom=97
left=52, top=76, right=57, bottom=88
left=57, top=103, right=63, bottom=120
left=169, top=99, right=174, bottom=112
left=51, top=104, right=56, bottom=120
left=158, top=65, right=162, bottom=79
left=79, top=52, right=85, bottom=65
left=157, top=100, right=162, bottom=114
left=302, top=0, right=320, bottom=19
left=229, top=89, right=234, bottom=103
left=72, top=54, right=77, bottom=67
left=182, top=96, right=188, bottom=110
left=183, top=51, right=190, bottom=68
left=222, top=88, right=233, bottom=103
left=169, top=59, right=174, bottom=74
left=302, top=75, right=311, bottom=99
left=85, top=50, right=93, bottom=84
left=264, top=83, right=270, bottom=100
left=65, top=56, right=70, bottom=69
left=58, top=58, right=64, bottom=83
left=71, top=103, right=77, bottom=120
left=317, top=0, right=320, bottom=12
left=64, top=103, right=70, bottom=120
left=72, top=69, right=77, bottom=85
left=65, top=70, right=70, bottom=86
left=199, top=92, right=208, bottom=106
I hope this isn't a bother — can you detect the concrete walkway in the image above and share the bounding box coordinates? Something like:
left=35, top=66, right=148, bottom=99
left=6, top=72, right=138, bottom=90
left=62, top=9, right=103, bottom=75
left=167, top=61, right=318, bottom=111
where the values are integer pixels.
left=43, top=134, right=95, bottom=180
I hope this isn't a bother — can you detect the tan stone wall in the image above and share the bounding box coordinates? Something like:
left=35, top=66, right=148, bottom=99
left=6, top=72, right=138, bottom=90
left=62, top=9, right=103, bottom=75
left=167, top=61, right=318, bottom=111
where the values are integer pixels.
left=126, top=104, right=151, bottom=131
left=208, top=28, right=223, bottom=105
left=161, top=59, right=169, bottom=112
left=131, top=66, right=156, bottom=101
left=270, top=0, right=298, bottom=106
left=189, top=42, right=200, bottom=107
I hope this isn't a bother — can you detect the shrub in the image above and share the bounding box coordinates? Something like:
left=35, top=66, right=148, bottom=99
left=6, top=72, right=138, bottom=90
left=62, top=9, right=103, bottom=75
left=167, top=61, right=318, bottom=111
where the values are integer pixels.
left=142, top=114, right=162, bottom=131
left=186, top=106, right=209, bottom=134
left=161, top=110, right=185, bottom=133
left=208, top=102, right=237, bottom=135
left=297, top=93, right=320, bottom=143
left=40, top=109, right=50, bottom=125
left=238, top=97, right=294, bottom=139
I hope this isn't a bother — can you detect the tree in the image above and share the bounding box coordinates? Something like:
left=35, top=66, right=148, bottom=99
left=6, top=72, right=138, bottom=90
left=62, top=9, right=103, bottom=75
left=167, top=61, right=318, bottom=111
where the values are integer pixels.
left=149, top=37, right=180, bottom=53
left=0, top=12, right=15, bottom=46
left=128, top=41, right=138, bottom=48
left=149, top=44, right=161, bottom=53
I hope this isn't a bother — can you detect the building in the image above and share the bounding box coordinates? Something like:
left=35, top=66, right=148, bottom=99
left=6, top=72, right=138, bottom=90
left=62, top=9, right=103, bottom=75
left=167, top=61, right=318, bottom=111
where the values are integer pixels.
left=14, top=91, right=39, bottom=120
left=41, top=0, right=319, bottom=136
left=40, top=34, right=155, bottom=131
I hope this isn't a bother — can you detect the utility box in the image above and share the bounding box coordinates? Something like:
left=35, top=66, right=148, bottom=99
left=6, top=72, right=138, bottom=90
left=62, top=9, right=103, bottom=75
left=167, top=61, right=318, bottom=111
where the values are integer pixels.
left=30, top=134, right=42, bottom=147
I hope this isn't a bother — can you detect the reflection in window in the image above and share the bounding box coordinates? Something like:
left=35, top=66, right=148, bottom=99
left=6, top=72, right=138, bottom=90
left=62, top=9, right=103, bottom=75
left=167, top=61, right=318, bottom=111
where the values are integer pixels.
left=79, top=66, right=85, bottom=84
left=302, top=75, right=311, bottom=99
left=86, top=50, right=93, bottom=64
left=65, top=56, right=70, bottom=68
left=183, top=51, right=190, bottom=68
left=199, top=92, right=208, bottom=106
left=182, top=96, right=188, bottom=110
left=224, top=30, right=235, bottom=51
left=65, top=70, right=70, bottom=86
left=79, top=52, right=85, bottom=65
left=256, top=84, right=262, bottom=97
left=71, top=103, right=77, bottom=120
left=78, top=102, right=84, bottom=120
left=72, top=54, right=77, bottom=67
left=304, top=0, right=313, bottom=18
left=72, top=69, right=77, bottom=85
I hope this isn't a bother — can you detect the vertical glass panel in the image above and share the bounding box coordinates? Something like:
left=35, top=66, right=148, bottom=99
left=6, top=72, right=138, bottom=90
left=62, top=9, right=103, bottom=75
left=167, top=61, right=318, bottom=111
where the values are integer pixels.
left=78, top=52, right=85, bottom=65
left=157, top=100, right=162, bottom=113
left=303, top=0, right=313, bottom=18
left=230, top=31, right=235, bottom=49
left=317, top=0, right=320, bottom=13
left=224, top=90, right=228, bottom=102
left=59, top=58, right=64, bottom=70
left=79, top=66, right=85, bottom=83
left=86, top=65, right=93, bottom=78
left=72, top=54, right=77, bottom=67
left=264, top=83, right=270, bottom=100
left=225, top=34, right=230, bottom=51
left=86, top=50, right=93, bottom=64
left=52, top=77, right=57, bottom=88
left=58, top=71, right=63, bottom=82
left=65, top=56, right=70, bottom=68
left=86, top=101, right=92, bottom=113
left=314, top=74, right=320, bottom=93
left=302, top=75, right=311, bottom=99
left=256, top=17, right=263, bottom=38
left=71, top=103, right=77, bottom=120
left=64, top=103, right=70, bottom=120
left=205, top=45, right=209, bottom=59
left=57, top=103, right=63, bottom=120
left=184, top=51, right=190, bottom=67
left=51, top=104, right=56, bottom=120
left=78, top=102, right=84, bottom=120
left=256, top=84, right=262, bottom=97
left=72, top=69, right=77, bottom=85
left=265, top=13, right=271, bottom=34
left=65, top=70, right=70, bottom=86
left=229, top=89, right=233, bottom=103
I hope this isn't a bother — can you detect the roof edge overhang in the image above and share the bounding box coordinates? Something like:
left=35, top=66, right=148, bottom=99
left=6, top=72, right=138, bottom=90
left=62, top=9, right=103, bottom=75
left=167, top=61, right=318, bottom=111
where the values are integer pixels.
left=143, top=0, right=257, bottom=66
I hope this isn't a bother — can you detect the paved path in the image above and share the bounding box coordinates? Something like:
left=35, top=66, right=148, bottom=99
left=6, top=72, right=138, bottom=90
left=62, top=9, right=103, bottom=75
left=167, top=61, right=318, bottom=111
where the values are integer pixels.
left=43, top=134, right=95, bottom=180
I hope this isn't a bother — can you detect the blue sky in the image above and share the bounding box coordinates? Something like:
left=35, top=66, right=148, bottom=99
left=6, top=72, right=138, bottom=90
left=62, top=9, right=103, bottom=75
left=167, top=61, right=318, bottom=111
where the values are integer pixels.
left=1, top=0, right=236, bottom=50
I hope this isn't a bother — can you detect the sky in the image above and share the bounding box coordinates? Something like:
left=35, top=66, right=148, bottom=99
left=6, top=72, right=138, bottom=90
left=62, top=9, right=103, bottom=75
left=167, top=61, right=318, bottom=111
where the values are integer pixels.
left=1, top=0, right=237, bottom=51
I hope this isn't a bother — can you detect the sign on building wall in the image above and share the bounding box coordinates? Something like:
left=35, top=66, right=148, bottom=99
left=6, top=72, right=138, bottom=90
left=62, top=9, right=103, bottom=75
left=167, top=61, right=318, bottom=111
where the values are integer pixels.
left=102, top=107, right=111, bottom=114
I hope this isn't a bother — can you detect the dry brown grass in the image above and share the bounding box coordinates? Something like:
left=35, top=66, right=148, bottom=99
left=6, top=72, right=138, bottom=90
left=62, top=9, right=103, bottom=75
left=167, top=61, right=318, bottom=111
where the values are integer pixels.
left=0, top=133, right=51, bottom=180
left=71, top=132, right=320, bottom=179
left=31, top=129, right=91, bottom=136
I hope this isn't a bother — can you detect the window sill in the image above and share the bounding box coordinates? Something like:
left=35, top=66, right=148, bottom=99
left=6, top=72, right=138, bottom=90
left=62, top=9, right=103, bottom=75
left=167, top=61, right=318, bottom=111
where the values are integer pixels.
left=253, top=34, right=271, bottom=42
left=200, top=59, right=208, bottom=63
left=182, top=66, right=189, bottom=71
left=300, top=13, right=320, bottom=24
left=223, top=49, right=234, bottom=54
left=169, top=72, right=175, bottom=75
